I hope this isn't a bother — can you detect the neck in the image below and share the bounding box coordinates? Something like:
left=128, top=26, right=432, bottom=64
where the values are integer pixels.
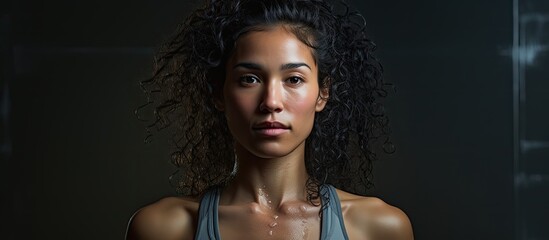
left=222, top=142, right=310, bottom=208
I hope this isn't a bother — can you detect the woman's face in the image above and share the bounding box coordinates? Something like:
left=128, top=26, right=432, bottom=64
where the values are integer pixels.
left=219, top=26, right=328, bottom=159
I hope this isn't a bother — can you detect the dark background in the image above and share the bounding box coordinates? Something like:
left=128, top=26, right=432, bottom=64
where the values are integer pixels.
left=2, top=0, right=548, bottom=239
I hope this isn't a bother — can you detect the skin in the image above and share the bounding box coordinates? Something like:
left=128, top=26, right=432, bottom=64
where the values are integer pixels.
left=126, top=26, right=414, bottom=240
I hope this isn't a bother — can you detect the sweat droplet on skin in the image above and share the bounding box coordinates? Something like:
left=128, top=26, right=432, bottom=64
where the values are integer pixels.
left=269, top=230, right=273, bottom=236
left=301, top=219, right=309, bottom=239
left=269, top=222, right=278, bottom=228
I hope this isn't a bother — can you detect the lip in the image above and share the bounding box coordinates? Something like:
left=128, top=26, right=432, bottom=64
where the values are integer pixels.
left=252, top=121, right=290, bottom=137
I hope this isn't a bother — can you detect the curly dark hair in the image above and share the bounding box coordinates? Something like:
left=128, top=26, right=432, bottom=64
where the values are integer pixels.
left=139, top=0, right=392, bottom=202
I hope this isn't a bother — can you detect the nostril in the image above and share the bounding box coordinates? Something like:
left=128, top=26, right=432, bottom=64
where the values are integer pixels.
left=260, top=82, right=284, bottom=113
left=259, top=101, right=283, bottom=113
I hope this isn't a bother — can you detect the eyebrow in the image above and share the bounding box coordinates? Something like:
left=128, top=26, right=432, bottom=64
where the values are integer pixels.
left=232, top=62, right=311, bottom=71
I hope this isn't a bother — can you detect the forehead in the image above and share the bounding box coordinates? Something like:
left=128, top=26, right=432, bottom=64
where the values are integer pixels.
left=228, top=26, right=317, bottom=68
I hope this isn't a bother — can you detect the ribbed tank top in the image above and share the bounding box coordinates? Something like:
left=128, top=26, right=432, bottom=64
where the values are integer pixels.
left=194, top=184, right=349, bottom=239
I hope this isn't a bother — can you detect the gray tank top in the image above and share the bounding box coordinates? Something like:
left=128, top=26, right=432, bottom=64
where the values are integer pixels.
left=194, top=184, right=349, bottom=239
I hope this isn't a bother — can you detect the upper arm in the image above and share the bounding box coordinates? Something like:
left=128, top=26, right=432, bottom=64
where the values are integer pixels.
left=125, top=209, right=151, bottom=240
left=126, top=208, right=166, bottom=240
left=343, top=196, right=414, bottom=240
left=369, top=204, right=414, bottom=240
left=125, top=198, right=195, bottom=240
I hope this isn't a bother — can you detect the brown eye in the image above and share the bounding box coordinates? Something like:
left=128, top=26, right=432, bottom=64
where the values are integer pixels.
left=286, top=76, right=303, bottom=85
left=239, top=76, right=260, bottom=86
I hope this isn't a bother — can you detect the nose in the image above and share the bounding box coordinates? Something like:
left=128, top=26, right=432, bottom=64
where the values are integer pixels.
left=259, top=80, right=283, bottom=113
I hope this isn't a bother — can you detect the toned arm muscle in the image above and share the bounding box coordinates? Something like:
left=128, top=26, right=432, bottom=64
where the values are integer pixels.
left=340, top=191, right=413, bottom=240
left=367, top=201, right=413, bottom=240
left=126, top=197, right=196, bottom=240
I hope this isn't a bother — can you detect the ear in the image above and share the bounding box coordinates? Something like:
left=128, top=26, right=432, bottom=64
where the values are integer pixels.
left=213, top=89, right=225, bottom=111
left=208, top=68, right=226, bottom=111
left=214, top=98, right=225, bottom=111
left=211, top=78, right=225, bottom=111
left=315, top=78, right=330, bottom=112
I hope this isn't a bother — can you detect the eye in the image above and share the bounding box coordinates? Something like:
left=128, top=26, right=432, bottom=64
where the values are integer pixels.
left=286, top=76, right=304, bottom=86
left=239, top=75, right=260, bottom=86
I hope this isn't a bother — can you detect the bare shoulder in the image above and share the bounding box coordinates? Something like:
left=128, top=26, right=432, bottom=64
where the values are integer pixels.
left=126, top=196, right=199, bottom=240
left=336, top=189, right=414, bottom=240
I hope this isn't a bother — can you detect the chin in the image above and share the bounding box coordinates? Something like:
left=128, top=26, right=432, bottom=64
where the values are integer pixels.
left=248, top=147, right=294, bottom=159
left=243, top=142, right=304, bottom=159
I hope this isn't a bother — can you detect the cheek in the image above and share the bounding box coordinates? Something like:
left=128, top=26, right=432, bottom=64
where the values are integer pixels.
left=286, top=88, right=319, bottom=114
left=225, top=92, right=257, bottom=121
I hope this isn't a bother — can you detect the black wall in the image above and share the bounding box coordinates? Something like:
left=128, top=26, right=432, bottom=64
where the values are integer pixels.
left=3, top=0, right=523, bottom=239
left=360, top=1, right=514, bottom=239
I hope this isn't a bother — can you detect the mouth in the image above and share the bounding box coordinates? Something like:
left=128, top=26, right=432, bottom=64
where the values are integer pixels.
left=252, top=121, right=290, bottom=137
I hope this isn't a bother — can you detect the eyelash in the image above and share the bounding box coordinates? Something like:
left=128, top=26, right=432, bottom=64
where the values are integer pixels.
left=239, top=76, right=260, bottom=86
left=285, top=76, right=304, bottom=85
left=237, top=75, right=305, bottom=86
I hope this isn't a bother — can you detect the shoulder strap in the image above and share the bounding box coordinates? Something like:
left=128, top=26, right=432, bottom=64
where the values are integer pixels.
left=320, top=185, right=350, bottom=240
left=194, top=187, right=221, bottom=240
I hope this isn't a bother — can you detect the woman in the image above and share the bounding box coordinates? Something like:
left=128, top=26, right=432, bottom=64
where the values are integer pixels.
left=127, top=0, right=413, bottom=239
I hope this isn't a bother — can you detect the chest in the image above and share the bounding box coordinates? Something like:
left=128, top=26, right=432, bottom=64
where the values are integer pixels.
left=194, top=186, right=352, bottom=239
left=217, top=207, right=322, bottom=240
